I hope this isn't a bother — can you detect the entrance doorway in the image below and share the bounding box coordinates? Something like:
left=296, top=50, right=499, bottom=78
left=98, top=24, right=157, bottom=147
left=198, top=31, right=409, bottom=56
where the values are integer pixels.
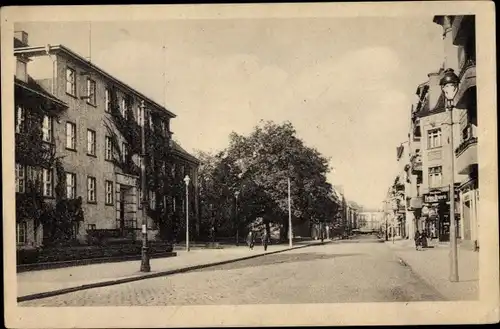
left=115, top=184, right=137, bottom=234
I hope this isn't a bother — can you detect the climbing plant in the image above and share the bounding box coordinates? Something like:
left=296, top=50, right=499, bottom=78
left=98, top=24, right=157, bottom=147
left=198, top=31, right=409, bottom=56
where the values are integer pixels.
left=107, top=86, right=175, bottom=241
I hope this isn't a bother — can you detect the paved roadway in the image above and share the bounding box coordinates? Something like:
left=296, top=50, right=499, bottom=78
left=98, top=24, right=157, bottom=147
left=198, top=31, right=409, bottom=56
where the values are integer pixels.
left=19, top=237, right=445, bottom=306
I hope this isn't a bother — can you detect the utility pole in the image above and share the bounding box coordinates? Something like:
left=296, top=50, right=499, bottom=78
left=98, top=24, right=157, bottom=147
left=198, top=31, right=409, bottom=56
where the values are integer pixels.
left=140, top=100, right=150, bottom=272
left=440, top=68, right=460, bottom=282
left=288, top=177, right=292, bottom=248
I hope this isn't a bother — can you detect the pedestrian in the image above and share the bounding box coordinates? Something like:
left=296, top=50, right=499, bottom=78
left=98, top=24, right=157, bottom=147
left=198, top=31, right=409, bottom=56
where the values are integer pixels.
left=262, top=230, right=269, bottom=251
left=421, top=230, right=428, bottom=248
left=247, top=230, right=255, bottom=250
left=414, top=230, right=421, bottom=250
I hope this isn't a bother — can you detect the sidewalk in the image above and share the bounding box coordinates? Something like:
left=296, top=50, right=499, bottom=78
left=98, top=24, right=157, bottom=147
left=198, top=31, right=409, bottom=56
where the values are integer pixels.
left=17, top=240, right=322, bottom=301
left=386, top=239, right=479, bottom=301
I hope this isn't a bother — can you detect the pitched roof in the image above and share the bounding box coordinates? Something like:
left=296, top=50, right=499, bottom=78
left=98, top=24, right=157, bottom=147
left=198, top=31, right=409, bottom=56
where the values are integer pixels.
left=171, top=140, right=200, bottom=165
left=15, top=75, right=68, bottom=109
left=14, top=44, right=176, bottom=118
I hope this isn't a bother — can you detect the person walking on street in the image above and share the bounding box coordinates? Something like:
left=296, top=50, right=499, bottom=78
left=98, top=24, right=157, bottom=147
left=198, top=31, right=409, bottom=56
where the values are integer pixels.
left=262, top=230, right=269, bottom=251
left=247, top=230, right=255, bottom=250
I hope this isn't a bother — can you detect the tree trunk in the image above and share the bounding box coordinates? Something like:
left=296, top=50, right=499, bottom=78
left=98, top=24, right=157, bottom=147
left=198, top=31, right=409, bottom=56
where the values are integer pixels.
left=281, top=216, right=288, bottom=242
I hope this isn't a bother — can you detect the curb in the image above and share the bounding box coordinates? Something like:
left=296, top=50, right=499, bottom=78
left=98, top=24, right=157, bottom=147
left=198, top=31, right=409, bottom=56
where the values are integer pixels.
left=394, top=253, right=448, bottom=301
left=17, top=241, right=327, bottom=303
left=17, top=252, right=177, bottom=273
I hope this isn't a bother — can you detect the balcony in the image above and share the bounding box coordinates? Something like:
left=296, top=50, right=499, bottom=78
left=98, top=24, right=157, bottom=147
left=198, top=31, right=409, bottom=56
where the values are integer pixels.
left=410, top=154, right=422, bottom=174
left=455, top=137, right=478, bottom=175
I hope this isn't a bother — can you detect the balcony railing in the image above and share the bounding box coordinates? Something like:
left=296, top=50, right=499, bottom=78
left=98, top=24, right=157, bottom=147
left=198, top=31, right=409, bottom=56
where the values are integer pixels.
left=455, top=136, right=478, bottom=157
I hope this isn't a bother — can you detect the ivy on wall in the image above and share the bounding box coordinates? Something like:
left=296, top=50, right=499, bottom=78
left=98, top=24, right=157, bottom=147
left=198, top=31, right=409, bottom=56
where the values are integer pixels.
left=15, top=92, right=84, bottom=247
left=106, top=86, right=176, bottom=241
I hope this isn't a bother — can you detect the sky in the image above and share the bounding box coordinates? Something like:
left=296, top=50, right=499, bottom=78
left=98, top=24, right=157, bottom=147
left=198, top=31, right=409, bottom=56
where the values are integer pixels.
left=17, top=17, right=444, bottom=209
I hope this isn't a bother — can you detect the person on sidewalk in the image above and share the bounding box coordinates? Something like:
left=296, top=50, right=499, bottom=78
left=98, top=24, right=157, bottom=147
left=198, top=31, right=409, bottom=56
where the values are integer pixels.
left=247, top=230, right=255, bottom=250
left=262, top=230, right=269, bottom=251
left=415, top=230, right=422, bottom=250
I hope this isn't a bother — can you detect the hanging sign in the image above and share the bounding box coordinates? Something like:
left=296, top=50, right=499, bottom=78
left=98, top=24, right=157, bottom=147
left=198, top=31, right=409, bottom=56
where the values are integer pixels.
left=423, top=192, right=448, bottom=203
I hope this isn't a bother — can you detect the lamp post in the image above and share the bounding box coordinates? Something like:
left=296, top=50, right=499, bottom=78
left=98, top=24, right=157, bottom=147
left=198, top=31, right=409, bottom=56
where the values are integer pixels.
left=140, top=100, right=150, bottom=272
left=288, top=177, right=292, bottom=248
left=440, top=68, right=460, bottom=282
left=184, top=175, right=190, bottom=252
left=234, top=190, right=240, bottom=246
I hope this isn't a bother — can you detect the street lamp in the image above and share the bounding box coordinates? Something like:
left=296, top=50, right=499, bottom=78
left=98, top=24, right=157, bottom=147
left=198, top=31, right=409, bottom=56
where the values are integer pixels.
left=184, top=175, right=190, bottom=252
left=140, top=100, right=150, bottom=272
left=440, top=68, right=460, bottom=282
left=234, top=190, right=240, bottom=245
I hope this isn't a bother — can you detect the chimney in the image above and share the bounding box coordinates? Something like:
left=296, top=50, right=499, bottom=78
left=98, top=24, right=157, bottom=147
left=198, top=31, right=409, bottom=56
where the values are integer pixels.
left=427, top=69, right=443, bottom=111
left=14, top=31, right=29, bottom=47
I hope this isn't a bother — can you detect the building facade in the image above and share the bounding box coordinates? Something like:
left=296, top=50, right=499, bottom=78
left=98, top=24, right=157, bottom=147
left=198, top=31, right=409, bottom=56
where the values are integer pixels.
left=434, top=15, right=478, bottom=250
left=14, top=32, right=200, bottom=249
left=394, top=15, right=477, bottom=249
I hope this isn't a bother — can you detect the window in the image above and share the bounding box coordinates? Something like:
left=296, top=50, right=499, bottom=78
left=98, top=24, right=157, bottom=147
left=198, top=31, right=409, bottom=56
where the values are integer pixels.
left=172, top=196, right=176, bottom=212
left=138, top=187, right=143, bottom=209
left=137, top=106, right=144, bottom=126
left=427, top=128, right=442, bottom=148
left=66, top=172, right=76, bottom=199
left=149, top=191, right=156, bottom=210
left=86, top=78, right=96, bottom=105
left=105, top=136, right=113, bottom=160
left=66, top=122, right=76, bottom=150
left=71, top=222, right=79, bottom=239
left=171, top=163, right=176, bottom=178
left=42, top=115, right=53, bottom=143
left=15, top=163, right=25, bottom=193
left=15, top=106, right=25, bottom=133
left=105, top=88, right=111, bottom=113
left=16, top=222, right=27, bottom=245
left=429, top=166, right=443, bottom=188
left=122, top=142, right=128, bottom=162
left=87, top=129, right=96, bottom=156
left=87, top=224, right=96, bottom=230
left=66, top=67, right=76, bottom=96
left=148, top=112, right=153, bottom=129
left=42, top=168, right=53, bottom=197
left=87, top=176, right=96, bottom=202
left=160, top=120, right=166, bottom=135
left=105, top=180, right=114, bottom=205
left=27, top=166, right=42, bottom=192
left=121, top=97, right=127, bottom=117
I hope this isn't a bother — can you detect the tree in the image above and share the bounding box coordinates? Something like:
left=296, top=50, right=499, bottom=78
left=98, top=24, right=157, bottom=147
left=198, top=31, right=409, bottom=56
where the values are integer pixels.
left=197, top=120, right=341, bottom=242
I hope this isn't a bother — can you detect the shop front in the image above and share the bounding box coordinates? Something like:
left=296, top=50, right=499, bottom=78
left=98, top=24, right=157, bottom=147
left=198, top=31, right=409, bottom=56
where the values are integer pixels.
left=422, top=190, right=461, bottom=242
left=459, top=178, right=479, bottom=250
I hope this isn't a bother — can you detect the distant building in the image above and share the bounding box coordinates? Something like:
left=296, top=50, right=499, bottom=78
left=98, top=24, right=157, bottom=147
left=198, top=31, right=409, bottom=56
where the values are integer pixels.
left=358, top=210, right=384, bottom=232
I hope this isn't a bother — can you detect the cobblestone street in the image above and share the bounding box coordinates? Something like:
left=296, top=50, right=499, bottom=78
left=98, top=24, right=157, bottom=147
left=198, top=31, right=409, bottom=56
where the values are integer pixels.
left=20, top=241, right=446, bottom=306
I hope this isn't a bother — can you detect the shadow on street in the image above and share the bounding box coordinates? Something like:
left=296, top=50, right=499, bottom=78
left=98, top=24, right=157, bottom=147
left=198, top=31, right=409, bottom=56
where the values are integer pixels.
left=195, top=252, right=364, bottom=272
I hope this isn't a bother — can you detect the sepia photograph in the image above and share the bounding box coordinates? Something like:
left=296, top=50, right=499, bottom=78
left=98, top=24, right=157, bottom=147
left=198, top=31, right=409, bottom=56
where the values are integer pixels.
left=2, top=2, right=498, bottom=327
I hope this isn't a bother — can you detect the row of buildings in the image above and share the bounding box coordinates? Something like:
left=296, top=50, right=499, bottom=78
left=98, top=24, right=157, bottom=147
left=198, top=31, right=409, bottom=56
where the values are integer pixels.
left=385, top=15, right=478, bottom=250
left=14, top=31, right=201, bottom=249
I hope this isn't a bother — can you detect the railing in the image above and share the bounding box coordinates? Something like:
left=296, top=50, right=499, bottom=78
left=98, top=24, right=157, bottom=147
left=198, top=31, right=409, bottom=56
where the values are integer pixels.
left=455, top=136, right=478, bottom=157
